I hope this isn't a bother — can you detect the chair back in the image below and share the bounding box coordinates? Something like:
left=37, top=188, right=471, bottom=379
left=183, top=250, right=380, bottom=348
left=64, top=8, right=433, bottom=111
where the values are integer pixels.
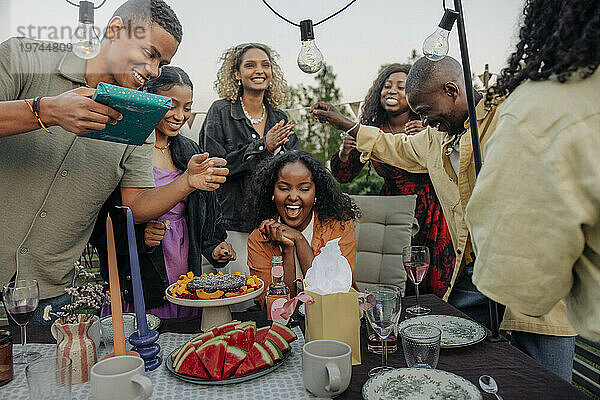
left=350, top=195, right=418, bottom=295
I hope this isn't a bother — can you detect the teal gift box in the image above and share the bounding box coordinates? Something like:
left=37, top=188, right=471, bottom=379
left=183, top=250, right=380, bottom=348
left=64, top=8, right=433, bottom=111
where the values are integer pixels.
left=81, top=82, right=172, bottom=145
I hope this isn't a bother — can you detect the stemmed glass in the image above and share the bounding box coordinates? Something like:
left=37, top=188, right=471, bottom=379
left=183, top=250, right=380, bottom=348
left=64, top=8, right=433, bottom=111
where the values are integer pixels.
left=403, top=246, right=431, bottom=315
left=361, top=284, right=402, bottom=376
left=2, top=279, right=41, bottom=364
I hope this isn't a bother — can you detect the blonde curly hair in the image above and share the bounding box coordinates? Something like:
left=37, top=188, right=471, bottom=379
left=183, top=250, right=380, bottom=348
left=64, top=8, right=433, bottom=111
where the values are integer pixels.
left=214, top=43, right=287, bottom=109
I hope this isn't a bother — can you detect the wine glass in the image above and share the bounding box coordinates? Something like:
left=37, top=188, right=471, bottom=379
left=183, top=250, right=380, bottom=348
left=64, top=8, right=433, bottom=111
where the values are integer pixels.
left=2, top=279, right=41, bottom=364
left=361, top=284, right=402, bottom=376
left=402, top=246, right=431, bottom=315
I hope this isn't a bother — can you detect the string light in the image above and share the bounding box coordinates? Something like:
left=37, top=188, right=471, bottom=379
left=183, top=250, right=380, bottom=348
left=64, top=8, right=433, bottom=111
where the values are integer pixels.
left=297, top=20, right=324, bottom=74
left=66, top=0, right=106, bottom=60
left=261, top=0, right=357, bottom=74
left=422, top=9, right=459, bottom=61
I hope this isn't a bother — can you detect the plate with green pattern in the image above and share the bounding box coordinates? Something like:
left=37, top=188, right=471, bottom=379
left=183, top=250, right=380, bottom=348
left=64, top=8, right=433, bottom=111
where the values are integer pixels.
left=362, top=368, right=482, bottom=400
left=398, top=315, right=486, bottom=348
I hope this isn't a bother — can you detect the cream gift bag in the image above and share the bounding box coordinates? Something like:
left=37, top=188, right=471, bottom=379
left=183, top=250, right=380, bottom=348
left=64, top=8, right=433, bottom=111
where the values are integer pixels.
left=303, top=238, right=361, bottom=365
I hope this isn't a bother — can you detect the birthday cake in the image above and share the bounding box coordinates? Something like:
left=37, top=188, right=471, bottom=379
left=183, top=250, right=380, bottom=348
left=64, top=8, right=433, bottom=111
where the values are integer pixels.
left=187, top=274, right=246, bottom=294
left=169, top=272, right=261, bottom=300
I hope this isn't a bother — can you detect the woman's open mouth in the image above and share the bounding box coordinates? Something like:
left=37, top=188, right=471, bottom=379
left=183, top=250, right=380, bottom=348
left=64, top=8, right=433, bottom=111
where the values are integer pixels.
left=165, top=120, right=183, bottom=130
left=284, top=205, right=302, bottom=219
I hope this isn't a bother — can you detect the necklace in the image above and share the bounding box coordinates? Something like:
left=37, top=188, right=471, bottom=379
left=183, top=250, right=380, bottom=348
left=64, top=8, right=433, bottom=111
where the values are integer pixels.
left=444, top=130, right=466, bottom=156
left=386, top=121, right=406, bottom=135
left=241, top=100, right=266, bottom=125
left=154, top=141, right=170, bottom=154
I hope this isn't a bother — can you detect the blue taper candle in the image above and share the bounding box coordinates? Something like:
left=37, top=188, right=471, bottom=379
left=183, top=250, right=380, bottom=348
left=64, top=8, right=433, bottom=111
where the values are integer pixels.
left=121, top=206, right=149, bottom=337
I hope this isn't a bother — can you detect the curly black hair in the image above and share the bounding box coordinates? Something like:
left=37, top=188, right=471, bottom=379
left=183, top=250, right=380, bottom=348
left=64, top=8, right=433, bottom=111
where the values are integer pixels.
left=108, top=0, right=183, bottom=43
left=360, top=63, right=418, bottom=127
left=486, top=0, right=599, bottom=106
left=140, top=65, right=192, bottom=94
left=245, top=151, right=361, bottom=229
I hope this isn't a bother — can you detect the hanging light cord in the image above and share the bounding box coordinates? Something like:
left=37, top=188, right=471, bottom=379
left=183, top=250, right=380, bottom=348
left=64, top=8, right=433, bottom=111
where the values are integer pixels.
left=66, top=0, right=107, bottom=9
left=261, top=0, right=357, bottom=27
left=442, top=0, right=457, bottom=12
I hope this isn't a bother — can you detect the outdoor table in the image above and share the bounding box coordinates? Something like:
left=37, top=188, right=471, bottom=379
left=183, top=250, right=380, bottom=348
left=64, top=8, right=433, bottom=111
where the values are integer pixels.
left=1, top=294, right=587, bottom=399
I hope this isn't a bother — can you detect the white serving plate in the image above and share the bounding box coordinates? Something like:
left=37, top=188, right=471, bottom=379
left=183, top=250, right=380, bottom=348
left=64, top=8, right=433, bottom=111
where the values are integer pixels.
left=165, top=279, right=264, bottom=308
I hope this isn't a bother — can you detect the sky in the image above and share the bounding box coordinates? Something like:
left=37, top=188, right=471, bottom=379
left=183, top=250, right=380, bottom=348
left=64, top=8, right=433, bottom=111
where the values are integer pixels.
left=1, top=0, right=524, bottom=112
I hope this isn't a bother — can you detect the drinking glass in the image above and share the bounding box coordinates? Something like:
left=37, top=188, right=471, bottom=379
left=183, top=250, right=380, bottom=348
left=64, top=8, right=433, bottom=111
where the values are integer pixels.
left=400, top=324, right=441, bottom=368
left=2, top=279, right=40, bottom=364
left=402, top=246, right=431, bottom=315
left=364, top=315, right=397, bottom=354
left=361, top=284, right=402, bottom=376
left=26, top=355, right=72, bottom=400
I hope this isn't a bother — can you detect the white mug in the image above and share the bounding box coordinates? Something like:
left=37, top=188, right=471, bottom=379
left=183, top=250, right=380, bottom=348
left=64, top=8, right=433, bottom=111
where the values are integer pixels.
left=90, top=356, right=153, bottom=400
left=303, top=339, right=352, bottom=398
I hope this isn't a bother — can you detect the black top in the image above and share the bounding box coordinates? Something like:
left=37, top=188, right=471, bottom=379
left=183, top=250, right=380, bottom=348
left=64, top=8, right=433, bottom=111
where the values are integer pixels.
left=90, top=134, right=228, bottom=309
left=199, top=98, right=300, bottom=233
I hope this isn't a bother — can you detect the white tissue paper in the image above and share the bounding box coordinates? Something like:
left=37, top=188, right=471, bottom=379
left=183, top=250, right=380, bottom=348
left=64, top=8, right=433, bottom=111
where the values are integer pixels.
left=304, top=237, right=352, bottom=295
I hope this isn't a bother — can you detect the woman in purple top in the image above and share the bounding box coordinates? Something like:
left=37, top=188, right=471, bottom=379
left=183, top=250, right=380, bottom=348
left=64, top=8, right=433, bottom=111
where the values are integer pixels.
left=94, top=67, right=235, bottom=319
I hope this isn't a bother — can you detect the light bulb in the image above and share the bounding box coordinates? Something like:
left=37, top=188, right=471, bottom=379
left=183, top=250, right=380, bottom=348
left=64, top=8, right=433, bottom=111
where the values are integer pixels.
left=71, top=1, right=100, bottom=60
left=297, top=20, right=324, bottom=74
left=422, top=9, right=459, bottom=61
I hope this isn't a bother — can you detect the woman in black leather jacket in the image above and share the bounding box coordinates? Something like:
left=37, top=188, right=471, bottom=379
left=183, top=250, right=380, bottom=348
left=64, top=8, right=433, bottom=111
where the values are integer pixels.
left=199, top=43, right=299, bottom=294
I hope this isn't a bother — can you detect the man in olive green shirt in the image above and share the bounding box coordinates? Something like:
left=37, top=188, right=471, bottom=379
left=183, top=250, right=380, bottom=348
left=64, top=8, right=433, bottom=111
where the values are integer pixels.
left=0, top=0, right=228, bottom=324
left=310, top=55, right=576, bottom=380
left=466, top=0, right=600, bottom=343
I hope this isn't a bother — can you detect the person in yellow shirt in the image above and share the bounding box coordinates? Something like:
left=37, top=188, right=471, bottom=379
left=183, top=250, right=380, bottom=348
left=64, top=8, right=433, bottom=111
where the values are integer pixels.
left=466, top=0, right=599, bottom=344
left=310, top=55, right=576, bottom=381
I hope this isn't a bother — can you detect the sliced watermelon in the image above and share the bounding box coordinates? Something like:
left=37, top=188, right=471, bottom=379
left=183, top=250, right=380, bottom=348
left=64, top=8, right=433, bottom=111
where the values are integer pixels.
left=264, top=329, right=291, bottom=353
left=190, top=331, right=215, bottom=345
left=263, top=339, right=284, bottom=362
left=210, top=326, right=220, bottom=336
left=174, top=346, right=209, bottom=379
left=217, top=320, right=240, bottom=335
left=172, top=341, right=196, bottom=365
left=255, top=326, right=270, bottom=344
left=234, top=342, right=274, bottom=377
left=202, top=334, right=230, bottom=346
left=271, top=321, right=297, bottom=344
left=235, top=320, right=257, bottom=332
left=239, top=325, right=255, bottom=351
left=173, top=345, right=194, bottom=370
left=222, top=346, right=248, bottom=379
left=226, top=329, right=244, bottom=348
left=196, top=339, right=227, bottom=380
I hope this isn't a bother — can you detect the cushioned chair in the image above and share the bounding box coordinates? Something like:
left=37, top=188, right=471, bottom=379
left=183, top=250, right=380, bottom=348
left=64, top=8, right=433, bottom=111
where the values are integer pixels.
left=350, top=195, right=418, bottom=296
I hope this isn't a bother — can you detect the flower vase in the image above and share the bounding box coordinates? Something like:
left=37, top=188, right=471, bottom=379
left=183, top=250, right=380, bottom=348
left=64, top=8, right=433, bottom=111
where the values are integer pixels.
left=53, top=317, right=97, bottom=384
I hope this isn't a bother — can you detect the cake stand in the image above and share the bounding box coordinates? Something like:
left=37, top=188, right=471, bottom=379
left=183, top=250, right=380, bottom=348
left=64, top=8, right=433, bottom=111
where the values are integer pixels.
left=165, top=279, right=264, bottom=331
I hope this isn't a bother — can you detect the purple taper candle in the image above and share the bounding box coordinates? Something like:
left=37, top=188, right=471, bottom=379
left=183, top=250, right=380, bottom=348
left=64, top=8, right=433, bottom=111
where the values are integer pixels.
left=119, top=206, right=149, bottom=337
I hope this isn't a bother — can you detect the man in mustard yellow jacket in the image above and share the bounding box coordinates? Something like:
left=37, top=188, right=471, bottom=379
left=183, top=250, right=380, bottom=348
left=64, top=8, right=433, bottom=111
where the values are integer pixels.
left=310, top=55, right=576, bottom=381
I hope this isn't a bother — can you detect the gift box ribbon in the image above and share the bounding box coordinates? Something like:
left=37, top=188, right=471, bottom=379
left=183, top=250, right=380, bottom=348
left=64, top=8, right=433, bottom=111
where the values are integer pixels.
left=273, top=291, right=375, bottom=319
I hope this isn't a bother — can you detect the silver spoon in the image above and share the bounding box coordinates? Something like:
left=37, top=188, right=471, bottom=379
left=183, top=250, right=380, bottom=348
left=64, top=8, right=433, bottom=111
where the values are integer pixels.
left=479, top=375, right=504, bottom=400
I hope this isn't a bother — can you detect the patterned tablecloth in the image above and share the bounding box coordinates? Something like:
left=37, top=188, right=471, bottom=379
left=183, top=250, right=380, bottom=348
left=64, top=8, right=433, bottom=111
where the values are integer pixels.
left=3, top=327, right=314, bottom=399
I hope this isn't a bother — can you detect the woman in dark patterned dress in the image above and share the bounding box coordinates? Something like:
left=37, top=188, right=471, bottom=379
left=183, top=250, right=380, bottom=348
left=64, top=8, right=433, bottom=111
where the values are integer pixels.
left=330, top=64, right=455, bottom=297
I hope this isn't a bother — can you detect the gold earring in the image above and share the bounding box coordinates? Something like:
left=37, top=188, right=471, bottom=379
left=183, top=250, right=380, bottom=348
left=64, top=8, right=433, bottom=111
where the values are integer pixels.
left=271, top=195, right=274, bottom=201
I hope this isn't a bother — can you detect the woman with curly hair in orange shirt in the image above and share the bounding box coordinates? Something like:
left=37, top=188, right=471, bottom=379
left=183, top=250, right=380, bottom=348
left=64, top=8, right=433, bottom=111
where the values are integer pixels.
left=246, top=151, right=360, bottom=303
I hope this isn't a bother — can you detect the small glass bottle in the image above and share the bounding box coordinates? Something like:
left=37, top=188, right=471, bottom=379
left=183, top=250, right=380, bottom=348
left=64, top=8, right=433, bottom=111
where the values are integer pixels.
left=0, top=330, right=13, bottom=387
left=265, top=256, right=291, bottom=325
